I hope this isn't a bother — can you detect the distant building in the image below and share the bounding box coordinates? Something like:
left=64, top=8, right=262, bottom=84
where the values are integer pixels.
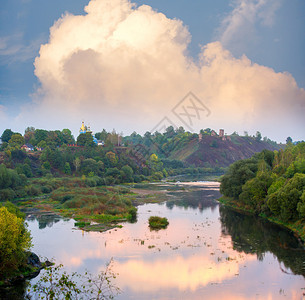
left=219, top=129, right=224, bottom=138
left=211, top=130, right=217, bottom=136
left=21, top=144, right=34, bottom=152
left=198, top=133, right=202, bottom=142
left=79, top=121, right=98, bottom=145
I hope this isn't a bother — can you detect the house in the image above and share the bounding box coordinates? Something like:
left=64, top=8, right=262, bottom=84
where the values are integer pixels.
left=219, top=129, right=224, bottom=138
left=21, top=144, right=34, bottom=152
left=211, top=130, right=217, bottom=136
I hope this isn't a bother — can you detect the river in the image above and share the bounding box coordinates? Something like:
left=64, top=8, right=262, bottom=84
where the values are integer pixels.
left=23, top=182, right=305, bottom=299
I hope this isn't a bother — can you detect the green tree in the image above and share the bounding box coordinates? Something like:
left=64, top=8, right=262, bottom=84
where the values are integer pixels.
left=64, top=162, right=71, bottom=175
left=24, top=127, right=36, bottom=144
left=0, top=164, right=26, bottom=191
left=220, top=158, right=258, bottom=199
left=35, top=129, right=48, bottom=144
left=77, top=132, right=95, bottom=147
left=62, top=128, right=75, bottom=144
left=1, top=129, right=14, bottom=143
left=0, top=206, right=32, bottom=277
left=121, top=165, right=134, bottom=182
left=95, top=129, right=108, bottom=141
left=255, top=131, right=262, bottom=141
left=8, top=133, right=25, bottom=149
left=28, top=260, right=120, bottom=299
left=106, top=151, right=118, bottom=166
left=286, top=137, right=293, bottom=144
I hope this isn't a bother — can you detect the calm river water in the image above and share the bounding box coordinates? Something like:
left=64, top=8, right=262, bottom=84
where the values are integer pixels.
left=25, top=182, right=305, bottom=299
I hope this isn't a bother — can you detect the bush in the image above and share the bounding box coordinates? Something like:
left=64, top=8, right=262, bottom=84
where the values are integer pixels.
left=0, top=206, right=32, bottom=277
left=41, top=185, right=53, bottom=194
left=148, top=216, right=169, bottom=230
left=127, top=207, right=137, bottom=222
left=0, top=188, right=16, bottom=201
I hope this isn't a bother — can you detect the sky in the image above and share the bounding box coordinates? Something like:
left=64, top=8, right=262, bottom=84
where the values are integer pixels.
left=0, top=0, right=304, bottom=142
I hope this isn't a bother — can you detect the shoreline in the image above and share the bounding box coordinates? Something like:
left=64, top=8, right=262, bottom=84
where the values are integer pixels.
left=218, top=196, right=305, bottom=245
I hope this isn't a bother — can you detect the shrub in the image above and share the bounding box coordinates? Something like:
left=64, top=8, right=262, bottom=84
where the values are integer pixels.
left=148, top=216, right=169, bottom=230
left=0, top=206, right=32, bottom=277
left=0, top=188, right=16, bottom=201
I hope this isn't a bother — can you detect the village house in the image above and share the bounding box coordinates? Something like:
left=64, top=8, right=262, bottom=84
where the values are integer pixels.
left=21, top=144, right=34, bottom=152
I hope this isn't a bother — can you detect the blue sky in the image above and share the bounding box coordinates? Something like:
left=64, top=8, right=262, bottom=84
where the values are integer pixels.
left=0, top=0, right=304, bottom=141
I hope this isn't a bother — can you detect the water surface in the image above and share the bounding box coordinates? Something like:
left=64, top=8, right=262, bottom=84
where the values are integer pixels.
left=27, top=183, right=304, bottom=299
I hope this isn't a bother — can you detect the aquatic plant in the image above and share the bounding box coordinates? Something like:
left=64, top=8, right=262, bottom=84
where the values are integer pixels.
left=148, top=216, right=169, bottom=230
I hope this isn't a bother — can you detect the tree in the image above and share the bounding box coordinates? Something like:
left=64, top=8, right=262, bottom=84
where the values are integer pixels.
left=24, top=127, right=36, bottom=144
left=1, top=129, right=14, bottom=143
left=64, top=162, right=71, bottom=175
left=286, top=137, right=293, bottom=144
left=25, top=126, right=35, bottom=134
left=95, top=129, right=108, bottom=141
left=0, top=206, right=32, bottom=277
left=165, top=126, right=175, bottom=139
left=77, top=132, right=95, bottom=147
left=62, top=128, right=75, bottom=144
left=8, top=133, right=25, bottom=149
left=220, top=158, right=258, bottom=199
left=28, top=260, right=120, bottom=299
left=255, top=131, right=262, bottom=141
left=0, top=164, right=26, bottom=191
left=35, top=129, right=48, bottom=144
left=106, top=151, right=118, bottom=166
left=121, top=165, right=134, bottom=182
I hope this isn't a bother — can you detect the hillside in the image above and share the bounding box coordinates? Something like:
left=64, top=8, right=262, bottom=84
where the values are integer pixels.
left=170, top=135, right=282, bottom=167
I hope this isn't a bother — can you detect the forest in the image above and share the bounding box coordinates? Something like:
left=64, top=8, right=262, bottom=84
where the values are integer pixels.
left=220, top=142, right=305, bottom=239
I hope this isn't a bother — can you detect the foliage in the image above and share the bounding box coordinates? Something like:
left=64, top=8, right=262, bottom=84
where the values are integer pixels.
left=148, top=216, right=169, bottom=230
left=220, top=158, right=258, bottom=198
left=220, top=142, right=305, bottom=224
left=8, top=133, right=25, bottom=149
left=77, top=132, right=95, bottom=147
left=0, top=165, right=27, bottom=201
left=1, top=129, right=14, bottom=143
left=0, top=206, right=32, bottom=278
left=27, top=260, right=120, bottom=299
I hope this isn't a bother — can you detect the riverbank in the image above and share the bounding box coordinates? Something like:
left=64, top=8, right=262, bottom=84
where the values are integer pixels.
left=218, top=196, right=305, bottom=244
left=14, top=182, right=177, bottom=232
left=0, top=252, right=52, bottom=288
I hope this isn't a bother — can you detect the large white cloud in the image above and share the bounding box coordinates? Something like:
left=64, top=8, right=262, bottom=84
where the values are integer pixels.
left=15, top=0, right=305, bottom=141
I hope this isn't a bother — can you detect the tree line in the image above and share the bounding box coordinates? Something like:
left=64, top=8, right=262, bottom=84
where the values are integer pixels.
left=220, top=142, right=305, bottom=223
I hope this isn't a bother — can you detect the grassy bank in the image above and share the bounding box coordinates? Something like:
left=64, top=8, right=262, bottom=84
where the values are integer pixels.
left=12, top=178, right=174, bottom=232
left=218, top=196, right=305, bottom=243
left=14, top=178, right=137, bottom=231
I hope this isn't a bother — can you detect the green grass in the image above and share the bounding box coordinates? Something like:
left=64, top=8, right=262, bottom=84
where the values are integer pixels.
left=74, top=221, right=90, bottom=228
left=14, top=181, right=139, bottom=232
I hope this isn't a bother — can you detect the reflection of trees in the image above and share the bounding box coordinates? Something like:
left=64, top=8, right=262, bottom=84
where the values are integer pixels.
left=0, top=278, right=28, bottom=299
left=27, top=214, right=61, bottom=229
left=219, top=206, right=305, bottom=276
left=166, top=188, right=221, bottom=212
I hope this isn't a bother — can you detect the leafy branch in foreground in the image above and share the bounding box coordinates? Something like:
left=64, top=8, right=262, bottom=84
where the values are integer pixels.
left=27, top=259, right=120, bottom=299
